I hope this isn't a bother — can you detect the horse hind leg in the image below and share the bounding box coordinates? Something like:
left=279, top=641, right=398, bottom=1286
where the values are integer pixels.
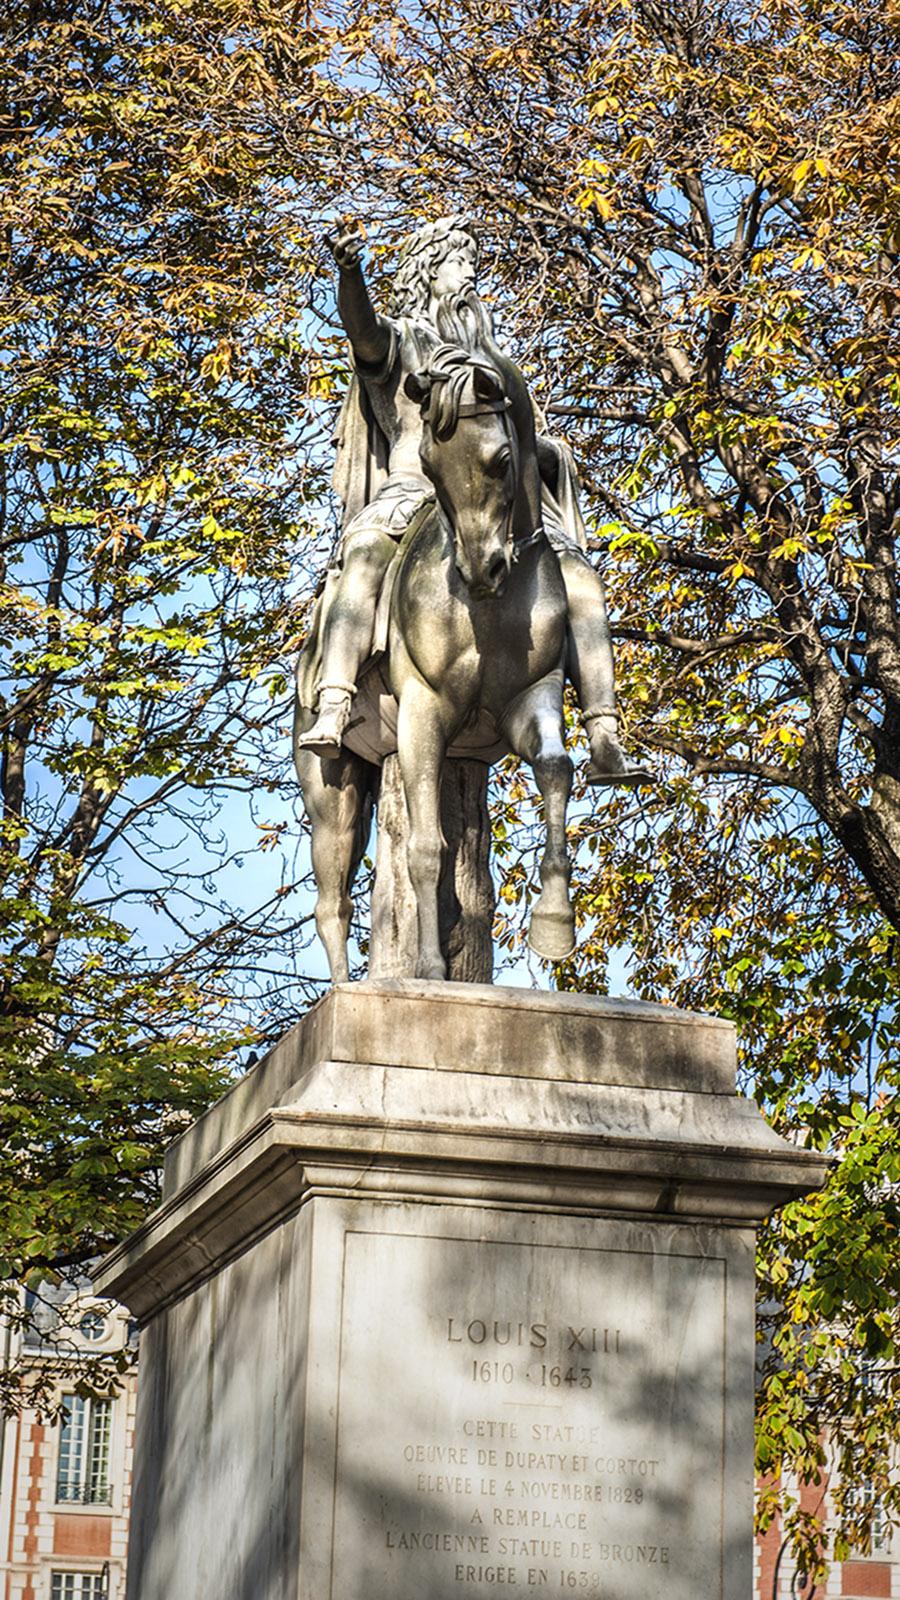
left=310, top=819, right=355, bottom=982
left=504, top=675, right=576, bottom=964
left=397, top=681, right=449, bottom=981
left=295, top=711, right=373, bottom=985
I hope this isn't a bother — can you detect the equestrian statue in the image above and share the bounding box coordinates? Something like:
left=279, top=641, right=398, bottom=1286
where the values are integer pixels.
left=294, top=217, right=651, bottom=983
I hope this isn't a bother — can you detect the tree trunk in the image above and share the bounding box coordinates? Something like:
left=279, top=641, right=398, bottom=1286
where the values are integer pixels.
left=369, top=754, right=494, bottom=982
left=827, top=791, right=900, bottom=936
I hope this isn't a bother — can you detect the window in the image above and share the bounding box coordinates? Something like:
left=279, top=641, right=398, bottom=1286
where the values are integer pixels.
left=50, top=1575, right=105, bottom=1600
left=56, top=1395, right=112, bottom=1504
left=78, top=1312, right=107, bottom=1343
left=845, top=1475, right=893, bottom=1554
left=872, top=1488, right=891, bottom=1554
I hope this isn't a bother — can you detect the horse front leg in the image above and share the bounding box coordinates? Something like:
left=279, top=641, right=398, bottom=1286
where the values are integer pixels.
left=504, top=671, right=576, bottom=963
left=397, top=678, right=449, bottom=981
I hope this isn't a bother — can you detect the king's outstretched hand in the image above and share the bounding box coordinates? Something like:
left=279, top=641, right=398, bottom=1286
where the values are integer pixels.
left=327, top=225, right=365, bottom=272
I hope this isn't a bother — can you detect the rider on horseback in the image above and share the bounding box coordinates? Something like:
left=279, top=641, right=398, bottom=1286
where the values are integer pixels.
left=297, top=217, right=651, bottom=787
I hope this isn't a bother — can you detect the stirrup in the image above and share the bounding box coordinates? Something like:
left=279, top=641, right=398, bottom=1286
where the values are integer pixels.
left=585, top=752, right=655, bottom=788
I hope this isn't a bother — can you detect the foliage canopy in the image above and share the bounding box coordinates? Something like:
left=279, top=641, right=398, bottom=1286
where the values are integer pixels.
left=2, top=0, right=899, bottom=1573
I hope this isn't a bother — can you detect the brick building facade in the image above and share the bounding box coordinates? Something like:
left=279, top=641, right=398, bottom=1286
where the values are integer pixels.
left=0, top=1288, right=136, bottom=1600
left=755, top=1470, right=897, bottom=1600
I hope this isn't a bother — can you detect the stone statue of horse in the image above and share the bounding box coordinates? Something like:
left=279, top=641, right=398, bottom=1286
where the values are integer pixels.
left=294, top=347, right=576, bottom=982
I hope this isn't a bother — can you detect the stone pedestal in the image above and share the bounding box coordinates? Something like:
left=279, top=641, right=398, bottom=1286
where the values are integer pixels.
left=95, top=982, right=827, bottom=1600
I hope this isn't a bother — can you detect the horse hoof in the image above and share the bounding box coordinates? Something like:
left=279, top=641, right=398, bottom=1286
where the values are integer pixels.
left=528, top=910, right=576, bottom=964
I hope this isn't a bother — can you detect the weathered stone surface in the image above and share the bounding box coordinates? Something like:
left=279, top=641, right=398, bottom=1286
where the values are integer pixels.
left=159, top=980, right=740, bottom=1197
left=370, top=756, right=494, bottom=983
left=95, top=986, right=828, bottom=1600
left=325, top=1212, right=745, bottom=1600
left=118, top=1199, right=752, bottom=1600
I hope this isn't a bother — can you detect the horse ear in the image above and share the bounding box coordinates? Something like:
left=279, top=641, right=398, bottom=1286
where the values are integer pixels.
left=472, top=362, right=504, bottom=404
left=404, top=371, right=432, bottom=407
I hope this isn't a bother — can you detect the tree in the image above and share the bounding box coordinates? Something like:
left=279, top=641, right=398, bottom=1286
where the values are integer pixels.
left=0, top=0, right=346, bottom=1408
left=1, top=0, right=898, bottom=1575
left=311, top=0, right=900, bottom=927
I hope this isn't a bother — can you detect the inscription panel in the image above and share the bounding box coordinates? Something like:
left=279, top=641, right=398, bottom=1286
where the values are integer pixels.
left=329, top=1230, right=726, bottom=1600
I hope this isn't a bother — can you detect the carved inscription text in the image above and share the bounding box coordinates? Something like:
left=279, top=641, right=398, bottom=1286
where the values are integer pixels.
left=329, top=1231, right=726, bottom=1600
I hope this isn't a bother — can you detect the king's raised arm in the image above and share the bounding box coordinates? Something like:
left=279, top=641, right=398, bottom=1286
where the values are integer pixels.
left=328, top=226, right=393, bottom=370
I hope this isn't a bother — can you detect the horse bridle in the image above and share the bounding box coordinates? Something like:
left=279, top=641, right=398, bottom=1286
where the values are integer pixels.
left=446, top=392, right=520, bottom=563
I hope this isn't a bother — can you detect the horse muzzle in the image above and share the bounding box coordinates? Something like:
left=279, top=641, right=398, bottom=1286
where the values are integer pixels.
left=462, top=547, right=511, bottom=600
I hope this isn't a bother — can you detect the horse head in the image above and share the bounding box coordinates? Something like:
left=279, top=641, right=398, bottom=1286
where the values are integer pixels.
left=405, top=347, right=519, bottom=599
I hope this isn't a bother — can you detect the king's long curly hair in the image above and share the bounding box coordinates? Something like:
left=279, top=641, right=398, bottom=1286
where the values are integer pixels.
left=389, top=217, right=477, bottom=318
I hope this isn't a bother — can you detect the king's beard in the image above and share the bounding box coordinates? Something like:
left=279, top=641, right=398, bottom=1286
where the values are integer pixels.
left=433, top=287, right=495, bottom=352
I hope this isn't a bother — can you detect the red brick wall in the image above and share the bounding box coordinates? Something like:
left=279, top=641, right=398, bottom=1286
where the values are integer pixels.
left=21, top=1423, right=45, bottom=1600
left=757, top=1473, right=783, bottom=1600
left=53, top=1514, right=113, bottom=1559
left=841, top=1562, right=892, bottom=1598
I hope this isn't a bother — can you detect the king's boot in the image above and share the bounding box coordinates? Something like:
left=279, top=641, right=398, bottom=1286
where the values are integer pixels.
left=584, top=708, right=654, bottom=788
left=296, top=684, right=355, bottom=759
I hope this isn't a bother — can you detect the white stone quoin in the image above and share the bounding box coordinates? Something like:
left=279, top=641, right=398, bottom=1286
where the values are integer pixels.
left=95, top=981, right=828, bottom=1600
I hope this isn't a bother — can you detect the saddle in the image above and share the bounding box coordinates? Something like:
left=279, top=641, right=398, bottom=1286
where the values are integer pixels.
left=298, top=498, right=507, bottom=768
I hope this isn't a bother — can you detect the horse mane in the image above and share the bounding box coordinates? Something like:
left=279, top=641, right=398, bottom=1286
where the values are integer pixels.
left=422, top=343, right=504, bottom=441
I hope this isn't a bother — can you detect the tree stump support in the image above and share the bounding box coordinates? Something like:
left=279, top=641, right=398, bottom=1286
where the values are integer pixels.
left=369, top=754, right=494, bottom=983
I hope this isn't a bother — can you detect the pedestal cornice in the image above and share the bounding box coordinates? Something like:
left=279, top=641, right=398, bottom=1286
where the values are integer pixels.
left=95, top=982, right=828, bottom=1320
